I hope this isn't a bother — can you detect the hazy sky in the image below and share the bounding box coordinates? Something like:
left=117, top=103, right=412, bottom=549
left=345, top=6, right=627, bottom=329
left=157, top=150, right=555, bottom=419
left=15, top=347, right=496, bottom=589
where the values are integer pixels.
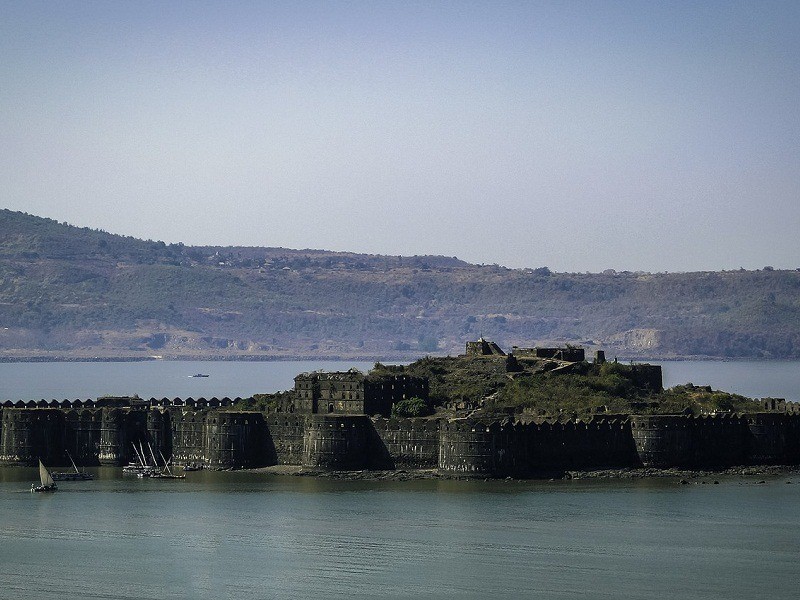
left=2, top=1, right=798, bottom=272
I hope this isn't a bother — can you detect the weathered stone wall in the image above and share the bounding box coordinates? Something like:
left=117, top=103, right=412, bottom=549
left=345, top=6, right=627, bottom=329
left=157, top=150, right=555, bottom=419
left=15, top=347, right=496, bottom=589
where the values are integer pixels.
left=65, top=409, right=103, bottom=465
left=302, top=414, right=369, bottom=470
left=2, top=402, right=800, bottom=474
left=438, top=417, right=637, bottom=477
left=0, top=409, right=64, bottom=465
left=630, top=415, right=696, bottom=467
left=171, top=410, right=207, bottom=466
left=629, top=413, right=799, bottom=468
left=745, top=413, right=789, bottom=464
left=203, top=412, right=246, bottom=468
left=369, top=418, right=439, bottom=469
left=528, top=418, right=637, bottom=472
left=437, top=419, right=538, bottom=477
left=264, top=414, right=307, bottom=465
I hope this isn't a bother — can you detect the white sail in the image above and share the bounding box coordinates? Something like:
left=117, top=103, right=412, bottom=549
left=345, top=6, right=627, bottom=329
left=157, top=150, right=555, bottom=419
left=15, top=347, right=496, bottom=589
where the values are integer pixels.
left=39, top=460, right=54, bottom=487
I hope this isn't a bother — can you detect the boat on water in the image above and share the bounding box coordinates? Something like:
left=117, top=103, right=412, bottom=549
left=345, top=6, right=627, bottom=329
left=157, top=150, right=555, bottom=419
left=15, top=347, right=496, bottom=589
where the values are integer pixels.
left=123, top=442, right=159, bottom=476
left=131, top=442, right=185, bottom=479
left=189, top=373, right=209, bottom=378
left=31, top=460, right=58, bottom=493
left=52, top=451, right=93, bottom=481
left=182, top=462, right=203, bottom=472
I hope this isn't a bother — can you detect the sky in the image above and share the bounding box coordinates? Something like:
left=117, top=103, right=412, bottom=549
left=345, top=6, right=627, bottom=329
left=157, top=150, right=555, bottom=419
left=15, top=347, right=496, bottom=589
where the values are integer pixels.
left=1, top=1, right=799, bottom=273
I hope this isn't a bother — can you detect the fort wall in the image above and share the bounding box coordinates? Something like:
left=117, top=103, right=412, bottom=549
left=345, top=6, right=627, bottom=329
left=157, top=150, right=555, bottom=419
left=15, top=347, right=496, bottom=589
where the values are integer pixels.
left=2, top=399, right=799, bottom=475
left=302, top=414, right=369, bottom=470
left=264, top=414, right=307, bottom=465
left=369, top=417, right=439, bottom=469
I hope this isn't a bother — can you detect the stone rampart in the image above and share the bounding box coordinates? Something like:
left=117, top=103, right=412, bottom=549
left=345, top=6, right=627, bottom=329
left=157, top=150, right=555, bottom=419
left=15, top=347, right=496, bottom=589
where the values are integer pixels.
left=630, top=415, right=696, bottom=467
left=302, top=414, right=369, bottom=470
left=369, top=417, right=439, bottom=469
left=745, top=413, right=790, bottom=464
left=2, top=400, right=800, bottom=474
left=1, top=409, right=64, bottom=465
left=264, top=414, right=307, bottom=465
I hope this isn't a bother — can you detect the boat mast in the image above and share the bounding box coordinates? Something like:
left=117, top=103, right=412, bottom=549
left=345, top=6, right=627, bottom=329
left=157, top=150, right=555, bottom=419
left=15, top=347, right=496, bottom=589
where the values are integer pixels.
left=132, top=443, right=145, bottom=466
left=66, top=449, right=80, bottom=474
left=159, top=450, right=172, bottom=475
left=147, top=443, right=159, bottom=470
left=139, top=442, right=149, bottom=466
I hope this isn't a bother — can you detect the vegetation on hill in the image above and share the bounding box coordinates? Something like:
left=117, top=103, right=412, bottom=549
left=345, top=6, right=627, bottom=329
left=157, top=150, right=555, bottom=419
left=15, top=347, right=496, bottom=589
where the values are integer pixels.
left=385, top=355, right=761, bottom=418
left=233, top=355, right=762, bottom=417
left=1, top=208, right=799, bottom=359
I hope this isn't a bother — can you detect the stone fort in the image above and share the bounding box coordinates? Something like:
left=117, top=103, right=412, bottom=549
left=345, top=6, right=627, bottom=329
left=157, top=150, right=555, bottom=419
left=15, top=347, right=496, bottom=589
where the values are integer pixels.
left=2, top=341, right=799, bottom=477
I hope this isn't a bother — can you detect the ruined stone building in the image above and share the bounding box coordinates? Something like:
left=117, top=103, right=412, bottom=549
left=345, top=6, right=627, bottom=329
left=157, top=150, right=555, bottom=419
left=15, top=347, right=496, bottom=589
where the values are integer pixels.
left=294, top=369, right=429, bottom=416
left=510, top=346, right=586, bottom=362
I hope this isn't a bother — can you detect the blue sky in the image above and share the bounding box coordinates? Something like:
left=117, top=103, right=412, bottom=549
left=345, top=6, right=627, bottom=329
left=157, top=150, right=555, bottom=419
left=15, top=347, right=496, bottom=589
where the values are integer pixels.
left=2, top=1, right=798, bottom=272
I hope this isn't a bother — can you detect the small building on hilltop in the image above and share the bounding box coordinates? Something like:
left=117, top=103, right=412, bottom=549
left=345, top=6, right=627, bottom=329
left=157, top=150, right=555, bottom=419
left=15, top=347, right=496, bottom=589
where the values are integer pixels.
left=294, top=369, right=429, bottom=416
left=464, top=337, right=506, bottom=357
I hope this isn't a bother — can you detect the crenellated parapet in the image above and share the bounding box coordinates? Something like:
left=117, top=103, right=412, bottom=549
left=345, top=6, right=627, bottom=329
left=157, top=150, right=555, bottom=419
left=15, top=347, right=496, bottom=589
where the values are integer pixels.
left=0, top=396, right=239, bottom=410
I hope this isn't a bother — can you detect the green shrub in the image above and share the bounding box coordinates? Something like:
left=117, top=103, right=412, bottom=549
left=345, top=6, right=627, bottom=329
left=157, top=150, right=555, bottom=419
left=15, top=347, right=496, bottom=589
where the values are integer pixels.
left=391, top=397, right=431, bottom=418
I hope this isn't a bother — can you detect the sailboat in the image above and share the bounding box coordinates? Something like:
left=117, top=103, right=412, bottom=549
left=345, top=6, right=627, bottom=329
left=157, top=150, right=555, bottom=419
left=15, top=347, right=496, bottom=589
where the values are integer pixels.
left=52, top=451, right=93, bottom=481
left=31, top=460, right=58, bottom=493
left=123, top=442, right=158, bottom=476
left=142, top=444, right=185, bottom=479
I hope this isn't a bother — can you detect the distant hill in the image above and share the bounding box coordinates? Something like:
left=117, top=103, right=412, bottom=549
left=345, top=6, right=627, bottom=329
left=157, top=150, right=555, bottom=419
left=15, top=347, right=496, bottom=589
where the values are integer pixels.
left=1, top=209, right=799, bottom=360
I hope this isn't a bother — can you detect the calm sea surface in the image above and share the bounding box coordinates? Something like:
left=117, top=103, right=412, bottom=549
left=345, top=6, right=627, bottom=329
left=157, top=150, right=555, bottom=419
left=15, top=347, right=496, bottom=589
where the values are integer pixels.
left=2, top=360, right=800, bottom=599
left=1, top=470, right=800, bottom=600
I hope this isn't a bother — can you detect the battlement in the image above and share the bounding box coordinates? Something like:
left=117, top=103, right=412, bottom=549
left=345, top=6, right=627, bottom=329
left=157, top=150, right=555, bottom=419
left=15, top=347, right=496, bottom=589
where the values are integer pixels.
left=0, top=397, right=240, bottom=409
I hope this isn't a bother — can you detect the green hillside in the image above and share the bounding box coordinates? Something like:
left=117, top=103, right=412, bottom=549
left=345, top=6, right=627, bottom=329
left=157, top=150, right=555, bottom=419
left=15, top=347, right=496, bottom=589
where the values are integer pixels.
left=1, top=209, right=799, bottom=360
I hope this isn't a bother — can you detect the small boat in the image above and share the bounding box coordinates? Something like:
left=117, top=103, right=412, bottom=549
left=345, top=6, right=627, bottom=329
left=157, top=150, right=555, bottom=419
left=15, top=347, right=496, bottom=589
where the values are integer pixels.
left=123, top=442, right=158, bottom=476
left=135, top=444, right=185, bottom=480
left=52, top=451, right=93, bottom=481
left=31, top=460, right=58, bottom=493
left=182, top=463, right=203, bottom=472
left=189, top=374, right=209, bottom=378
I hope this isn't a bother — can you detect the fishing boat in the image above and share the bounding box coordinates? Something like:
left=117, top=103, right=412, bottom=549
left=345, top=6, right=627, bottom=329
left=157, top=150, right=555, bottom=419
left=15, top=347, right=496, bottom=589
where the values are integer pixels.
left=52, top=451, right=93, bottom=481
left=149, top=447, right=186, bottom=480
left=31, top=460, right=58, bottom=493
left=123, top=442, right=158, bottom=477
left=134, top=443, right=185, bottom=479
left=189, top=373, right=209, bottom=378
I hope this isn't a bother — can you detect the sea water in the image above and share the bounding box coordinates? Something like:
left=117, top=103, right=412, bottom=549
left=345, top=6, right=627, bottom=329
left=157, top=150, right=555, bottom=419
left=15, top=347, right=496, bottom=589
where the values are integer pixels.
left=1, top=469, right=799, bottom=600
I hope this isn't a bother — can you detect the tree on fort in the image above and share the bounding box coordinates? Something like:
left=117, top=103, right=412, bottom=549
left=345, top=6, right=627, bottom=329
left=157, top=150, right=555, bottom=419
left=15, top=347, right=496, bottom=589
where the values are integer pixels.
left=391, top=397, right=431, bottom=418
